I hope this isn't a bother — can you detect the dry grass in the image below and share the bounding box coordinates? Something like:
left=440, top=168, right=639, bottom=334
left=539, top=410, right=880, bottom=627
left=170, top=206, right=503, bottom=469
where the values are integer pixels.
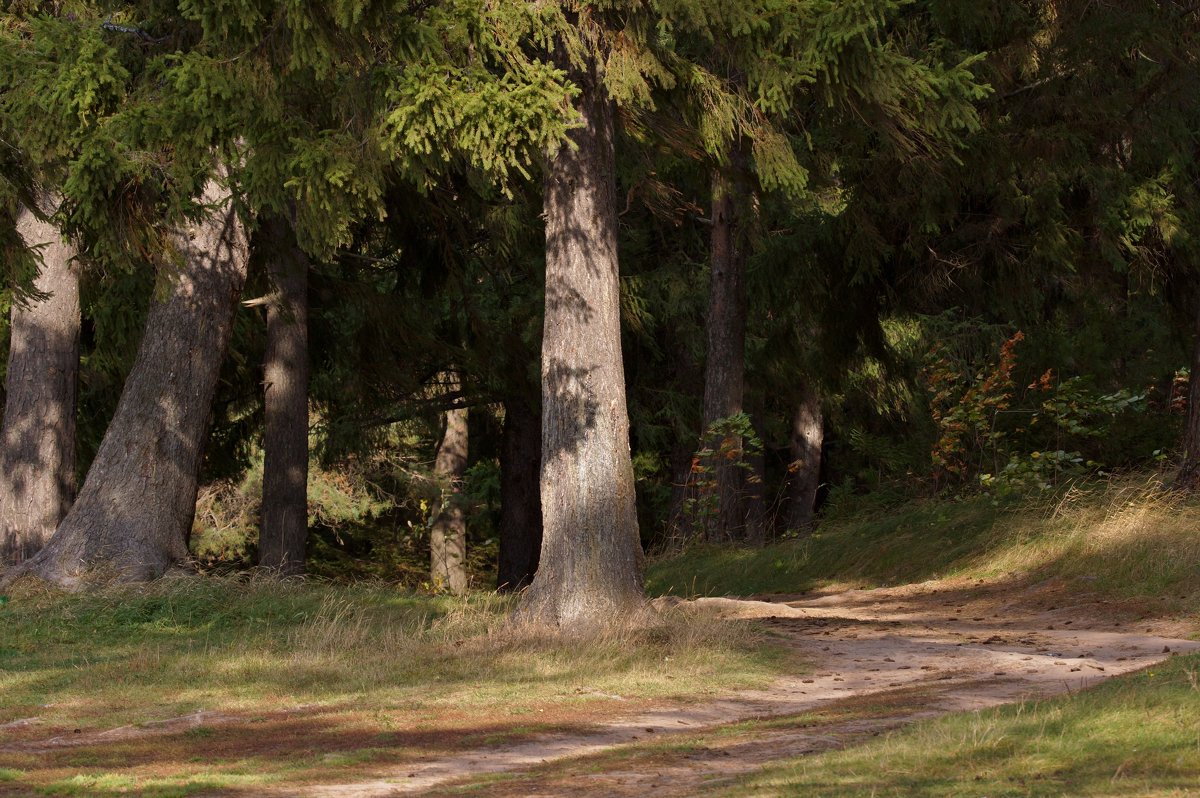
left=973, top=475, right=1200, bottom=599
left=649, top=472, right=1200, bottom=609
left=0, top=577, right=788, bottom=795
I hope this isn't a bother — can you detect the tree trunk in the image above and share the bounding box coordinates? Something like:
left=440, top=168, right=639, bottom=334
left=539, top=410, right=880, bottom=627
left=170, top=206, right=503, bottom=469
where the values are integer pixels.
left=0, top=202, right=80, bottom=564
left=497, top=395, right=541, bottom=591
left=785, top=383, right=824, bottom=531
left=1179, top=297, right=1200, bottom=490
left=666, top=439, right=696, bottom=543
left=698, top=159, right=749, bottom=543
left=14, top=175, right=249, bottom=587
left=518, top=48, right=644, bottom=627
left=256, top=215, right=310, bottom=575
left=430, top=373, right=468, bottom=594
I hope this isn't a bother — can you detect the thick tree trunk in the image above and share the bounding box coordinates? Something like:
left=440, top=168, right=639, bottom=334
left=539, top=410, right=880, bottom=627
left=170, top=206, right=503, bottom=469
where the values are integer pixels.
left=785, top=383, right=824, bottom=531
left=0, top=203, right=80, bottom=564
left=497, top=395, right=542, bottom=592
left=518, top=49, right=644, bottom=627
left=430, top=374, right=468, bottom=594
left=256, top=215, right=310, bottom=575
left=14, top=175, right=249, bottom=587
left=698, top=160, right=749, bottom=543
left=1179, top=298, right=1200, bottom=490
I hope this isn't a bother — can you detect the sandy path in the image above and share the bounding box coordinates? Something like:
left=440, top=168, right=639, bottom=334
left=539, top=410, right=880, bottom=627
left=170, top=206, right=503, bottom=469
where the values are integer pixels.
left=288, top=580, right=1200, bottom=798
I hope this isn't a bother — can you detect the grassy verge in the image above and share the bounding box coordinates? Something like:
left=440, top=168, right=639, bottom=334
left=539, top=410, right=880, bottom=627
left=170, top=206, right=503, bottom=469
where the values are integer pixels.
left=727, top=651, right=1200, bottom=797
left=0, top=578, right=788, bottom=796
left=648, top=474, right=1200, bottom=607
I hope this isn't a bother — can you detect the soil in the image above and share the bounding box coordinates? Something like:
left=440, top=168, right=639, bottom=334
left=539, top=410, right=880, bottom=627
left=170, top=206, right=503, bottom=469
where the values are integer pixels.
left=288, top=577, right=1200, bottom=797
left=3, top=578, right=1195, bottom=797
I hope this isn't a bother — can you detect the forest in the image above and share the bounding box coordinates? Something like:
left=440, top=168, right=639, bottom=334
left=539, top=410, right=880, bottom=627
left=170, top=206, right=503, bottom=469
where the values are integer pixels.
left=1, top=1, right=1200, bottom=796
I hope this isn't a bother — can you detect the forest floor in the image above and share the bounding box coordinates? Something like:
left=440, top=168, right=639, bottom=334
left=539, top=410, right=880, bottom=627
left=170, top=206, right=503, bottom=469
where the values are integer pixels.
left=3, top=573, right=1196, bottom=797
left=6, top=481, right=1200, bottom=796
left=286, top=576, right=1200, bottom=797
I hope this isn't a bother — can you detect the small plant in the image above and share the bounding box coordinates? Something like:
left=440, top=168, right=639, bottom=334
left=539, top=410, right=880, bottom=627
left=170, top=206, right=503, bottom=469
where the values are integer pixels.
left=925, top=331, right=1025, bottom=486
left=680, top=413, right=764, bottom=540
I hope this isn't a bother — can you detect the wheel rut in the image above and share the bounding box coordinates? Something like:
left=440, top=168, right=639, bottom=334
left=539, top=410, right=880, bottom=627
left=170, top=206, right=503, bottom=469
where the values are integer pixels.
left=287, top=580, right=1200, bottom=797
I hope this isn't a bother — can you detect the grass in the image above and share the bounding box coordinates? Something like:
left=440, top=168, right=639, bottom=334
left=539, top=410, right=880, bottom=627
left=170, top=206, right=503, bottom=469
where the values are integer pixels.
left=725, top=651, right=1200, bottom=797
left=648, top=473, right=1200, bottom=608
left=0, top=577, right=788, bottom=796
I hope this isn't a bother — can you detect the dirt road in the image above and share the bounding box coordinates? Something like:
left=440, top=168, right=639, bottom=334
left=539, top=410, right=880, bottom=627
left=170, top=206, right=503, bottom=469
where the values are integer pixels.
left=289, top=578, right=1200, bottom=797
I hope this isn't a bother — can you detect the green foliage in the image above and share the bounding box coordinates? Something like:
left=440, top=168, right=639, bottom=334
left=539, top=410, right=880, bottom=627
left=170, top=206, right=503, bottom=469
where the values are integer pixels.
left=680, top=412, right=764, bottom=537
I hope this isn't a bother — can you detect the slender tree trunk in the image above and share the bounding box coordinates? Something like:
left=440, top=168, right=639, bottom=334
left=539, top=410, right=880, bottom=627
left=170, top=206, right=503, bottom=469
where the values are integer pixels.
left=256, top=215, right=310, bottom=575
left=518, top=47, right=644, bottom=627
left=430, top=373, right=468, bottom=594
left=497, top=395, right=541, bottom=591
left=0, top=202, right=80, bottom=564
left=1178, top=298, right=1200, bottom=490
left=13, top=175, right=249, bottom=587
left=698, top=157, right=749, bottom=543
left=785, top=383, right=824, bottom=531
left=666, top=439, right=696, bottom=543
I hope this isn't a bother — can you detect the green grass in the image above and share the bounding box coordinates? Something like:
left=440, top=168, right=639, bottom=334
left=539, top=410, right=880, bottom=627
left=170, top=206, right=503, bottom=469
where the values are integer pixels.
left=725, top=652, right=1200, bottom=797
left=0, top=577, right=789, bottom=796
left=0, top=578, right=785, bottom=728
left=648, top=474, right=1200, bottom=607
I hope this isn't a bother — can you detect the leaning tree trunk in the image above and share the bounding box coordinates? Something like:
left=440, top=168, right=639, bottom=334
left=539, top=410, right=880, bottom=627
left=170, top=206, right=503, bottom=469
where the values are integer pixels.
left=517, top=48, right=644, bottom=627
left=497, top=395, right=542, bottom=592
left=785, top=382, right=824, bottom=532
left=256, top=215, right=310, bottom=575
left=1179, top=297, right=1200, bottom=490
left=0, top=203, right=80, bottom=564
left=430, top=374, right=468, bottom=594
left=698, top=157, right=749, bottom=543
left=14, top=175, right=249, bottom=587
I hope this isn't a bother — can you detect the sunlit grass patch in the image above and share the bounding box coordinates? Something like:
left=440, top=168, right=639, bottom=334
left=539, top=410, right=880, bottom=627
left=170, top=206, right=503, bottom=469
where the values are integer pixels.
left=649, top=473, right=1200, bottom=611
left=0, top=576, right=789, bottom=794
left=725, top=653, right=1200, bottom=797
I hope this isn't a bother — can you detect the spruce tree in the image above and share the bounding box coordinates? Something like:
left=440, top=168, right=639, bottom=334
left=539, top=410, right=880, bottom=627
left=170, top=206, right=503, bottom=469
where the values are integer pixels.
left=0, top=198, right=80, bottom=563
left=0, top=1, right=578, bottom=583
left=256, top=213, right=310, bottom=575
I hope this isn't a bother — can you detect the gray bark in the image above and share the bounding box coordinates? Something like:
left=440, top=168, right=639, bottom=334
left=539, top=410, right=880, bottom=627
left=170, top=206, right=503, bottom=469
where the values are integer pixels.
left=518, top=47, right=644, bottom=627
left=0, top=202, right=80, bottom=564
left=497, top=395, right=541, bottom=591
left=14, top=174, right=249, bottom=587
left=699, top=160, right=749, bottom=542
left=430, top=373, right=468, bottom=594
left=256, top=215, right=310, bottom=575
left=785, top=383, right=824, bottom=531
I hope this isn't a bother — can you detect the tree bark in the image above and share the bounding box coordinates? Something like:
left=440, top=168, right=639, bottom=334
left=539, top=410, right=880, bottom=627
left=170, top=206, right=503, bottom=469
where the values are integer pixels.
left=1178, top=297, right=1200, bottom=490
left=497, top=395, right=541, bottom=591
left=256, top=215, right=310, bottom=575
left=698, top=158, right=749, bottom=543
left=430, top=373, right=468, bottom=594
left=785, top=382, right=824, bottom=531
left=0, top=202, right=80, bottom=564
left=14, top=174, right=249, bottom=587
left=517, top=47, right=644, bottom=627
